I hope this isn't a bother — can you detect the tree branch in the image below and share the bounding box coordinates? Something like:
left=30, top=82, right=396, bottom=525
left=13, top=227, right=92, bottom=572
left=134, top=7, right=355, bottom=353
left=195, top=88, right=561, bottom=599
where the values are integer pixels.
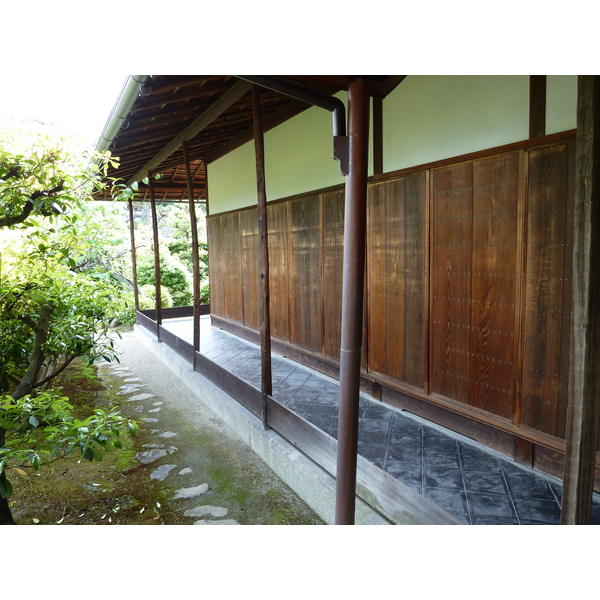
left=11, top=303, right=53, bottom=401
left=0, top=181, right=65, bottom=228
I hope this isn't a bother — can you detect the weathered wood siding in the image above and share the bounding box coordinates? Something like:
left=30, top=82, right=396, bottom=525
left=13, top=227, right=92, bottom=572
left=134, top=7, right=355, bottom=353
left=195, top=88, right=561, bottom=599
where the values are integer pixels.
left=206, top=137, right=577, bottom=448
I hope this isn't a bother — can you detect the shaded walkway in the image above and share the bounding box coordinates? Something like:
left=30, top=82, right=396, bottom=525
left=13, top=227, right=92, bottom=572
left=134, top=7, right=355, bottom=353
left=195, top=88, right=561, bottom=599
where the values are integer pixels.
left=160, top=316, right=600, bottom=525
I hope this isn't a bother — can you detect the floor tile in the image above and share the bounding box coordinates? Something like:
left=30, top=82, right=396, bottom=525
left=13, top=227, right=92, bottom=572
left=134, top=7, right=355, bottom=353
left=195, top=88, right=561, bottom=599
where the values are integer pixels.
left=512, top=497, right=561, bottom=524
left=467, top=491, right=517, bottom=520
left=423, top=447, right=461, bottom=469
left=502, top=468, right=555, bottom=501
left=423, top=466, right=465, bottom=490
left=463, top=470, right=508, bottom=495
left=423, top=487, right=468, bottom=515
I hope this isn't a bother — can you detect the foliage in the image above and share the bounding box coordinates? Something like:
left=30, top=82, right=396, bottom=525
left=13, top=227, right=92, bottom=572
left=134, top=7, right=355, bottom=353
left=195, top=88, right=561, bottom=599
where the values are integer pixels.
left=0, top=126, right=138, bottom=523
left=0, top=389, right=137, bottom=500
left=136, top=253, right=192, bottom=307
left=200, top=279, right=211, bottom=305
left=139, top=284, right=173, bottom=310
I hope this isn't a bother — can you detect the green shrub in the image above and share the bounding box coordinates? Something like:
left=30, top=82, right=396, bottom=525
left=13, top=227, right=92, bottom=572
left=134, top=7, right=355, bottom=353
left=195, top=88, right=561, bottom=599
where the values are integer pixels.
left=200, top=279, right=210, bottom=304
left=137, top=253, right=192, bottom=307
left=139, top=284, right=173, bottom=309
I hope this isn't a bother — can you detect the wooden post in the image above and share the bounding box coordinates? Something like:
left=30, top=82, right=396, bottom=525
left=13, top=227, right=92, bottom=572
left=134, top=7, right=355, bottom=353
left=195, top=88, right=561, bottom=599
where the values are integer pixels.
left=182, top=142, right=202, bottom=365
left=128, top=198, right=140, bottom=311
left=335, top=80, right=370, bottom=525
left=561, top=75, right=600, bottom=524
left=529, top=75, right=547, bottom=138
left=252, top=85, right=272, bottom=430
left=148, top=174, right=162, bottom=338
left=373, top=95, right=383, bottom=175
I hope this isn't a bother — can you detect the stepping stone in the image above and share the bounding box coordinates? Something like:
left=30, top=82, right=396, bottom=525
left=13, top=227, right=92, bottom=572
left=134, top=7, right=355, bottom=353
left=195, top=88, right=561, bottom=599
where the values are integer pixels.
left=184, top=505, right=228, bottom=518
left=127, top=393, right=155, bottom=402
left=123, top=377, right=143, bottom=383
left=143, top=418, right=159, bottom=423
left=179, top=468, right=193, bottom=475
left=117, top=384, right=145, bottom=395
left=149, top=408, right=161, bottom=413
left=153, top=402, right=163, bottom=406
left=136, top=448, right=168, bottom=464
left=150, top=464, right=177, bottom=481
left=194, top=519, right=239, bottom=525
left=173, top=483, right=209, bottom=499
left=158, top=431, right=177, bottom=439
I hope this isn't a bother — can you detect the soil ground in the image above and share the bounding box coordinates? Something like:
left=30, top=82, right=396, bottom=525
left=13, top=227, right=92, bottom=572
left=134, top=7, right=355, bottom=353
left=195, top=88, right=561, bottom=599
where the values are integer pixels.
left=7, top=328, right=323, bottom=526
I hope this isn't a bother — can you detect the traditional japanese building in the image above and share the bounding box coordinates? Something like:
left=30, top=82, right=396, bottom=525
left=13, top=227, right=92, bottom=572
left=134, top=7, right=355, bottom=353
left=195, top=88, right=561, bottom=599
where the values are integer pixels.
left=95, top=75, right=600, bottom=524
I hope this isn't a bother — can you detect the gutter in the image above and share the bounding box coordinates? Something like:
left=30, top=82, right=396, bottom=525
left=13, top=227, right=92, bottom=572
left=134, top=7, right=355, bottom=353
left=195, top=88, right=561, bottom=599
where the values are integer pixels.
left=94, top=75, right=150, bottom=155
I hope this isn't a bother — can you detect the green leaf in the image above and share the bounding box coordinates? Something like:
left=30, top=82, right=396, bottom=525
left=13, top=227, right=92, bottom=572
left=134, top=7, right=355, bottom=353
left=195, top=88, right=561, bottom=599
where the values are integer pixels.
left=0, top=476, right=13, bottom=499
left=92, top=448, right=103, bottom=462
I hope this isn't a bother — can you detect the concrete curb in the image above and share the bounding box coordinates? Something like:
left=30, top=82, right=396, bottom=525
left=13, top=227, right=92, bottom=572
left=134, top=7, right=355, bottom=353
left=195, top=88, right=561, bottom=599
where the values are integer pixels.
left=135, top=325, right=391, bottom=525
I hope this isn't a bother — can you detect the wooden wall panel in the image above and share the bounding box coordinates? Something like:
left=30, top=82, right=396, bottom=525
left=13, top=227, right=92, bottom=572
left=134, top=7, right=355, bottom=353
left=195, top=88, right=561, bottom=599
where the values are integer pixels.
left=221, top=211, right=244, bottom=323
left=367, top=181, right=387, bottom=374
left=322, top=190, right=345, bottom=359
left=267, top=202, right=289, bottom=341
left=469, top=153, right=520, bottom=419
left=240, top=208, right=259, bottom=330
left=288, top=195, right=323, bottom=353
left=366, top=173, right=427, bottom=390
left=430, top=163, right=473, bottom=403
left=206, top=215, right=224, bottom=317
left=401, top=172, right=427, bottom=389
left=521, top=143, right=573, bottom=436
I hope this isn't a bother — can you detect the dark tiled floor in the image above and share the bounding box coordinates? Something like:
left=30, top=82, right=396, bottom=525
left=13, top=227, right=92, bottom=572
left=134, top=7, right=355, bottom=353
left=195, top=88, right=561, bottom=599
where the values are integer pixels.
left=162, top=317, right=600, bottom=525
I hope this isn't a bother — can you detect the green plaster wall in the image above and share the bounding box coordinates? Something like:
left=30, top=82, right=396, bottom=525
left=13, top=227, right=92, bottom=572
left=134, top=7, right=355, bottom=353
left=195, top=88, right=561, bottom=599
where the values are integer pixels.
left=207, top=76, right=577, bottom=215
left=546, top=75, right=577, bottom=134
left=207, top=97, right=347, bottom=215
left=382, top=75, right=530, bottom=173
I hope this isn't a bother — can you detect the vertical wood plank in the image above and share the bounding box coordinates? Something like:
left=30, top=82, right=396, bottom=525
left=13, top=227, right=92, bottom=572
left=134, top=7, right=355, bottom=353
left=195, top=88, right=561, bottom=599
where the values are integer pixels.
left=240, top=208, right=260, bottom=329
left=367, top=181, right=387, bottom=375
left=430, top=163, right=473, bottom=403
left=221, top=211, right=243, bottom=323
left=206, top=215, right=224, bottom=318
left=267, top=202, right=289, bottom=341
left=521, top=144, right=570, bottom=435
left=470, top=152, right=519, bottom=419
left=288, top=195, right=323, bottom=352
left=323, top=189, right=345, bottom=359
left=403, top=172, right=427, bottom=389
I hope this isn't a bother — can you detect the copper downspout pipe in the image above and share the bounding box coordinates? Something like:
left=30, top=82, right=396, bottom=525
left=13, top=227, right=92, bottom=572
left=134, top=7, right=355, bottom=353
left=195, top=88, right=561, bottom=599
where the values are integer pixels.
left=335, top=80, right=370, bottom=524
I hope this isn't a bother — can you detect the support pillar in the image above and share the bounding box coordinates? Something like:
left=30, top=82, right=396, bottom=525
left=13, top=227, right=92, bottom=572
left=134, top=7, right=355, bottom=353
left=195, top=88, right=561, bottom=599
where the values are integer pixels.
left=335, top=80, right=370, bottom=525
left=128, top=198, right=140, bottom=311
left=561, top=75, right=600, bottom=524
left=182, top=142, right=202, bottom=366
left=148, top=174, right=162, bottom=338
left=252, top=85, right=272, bottom=429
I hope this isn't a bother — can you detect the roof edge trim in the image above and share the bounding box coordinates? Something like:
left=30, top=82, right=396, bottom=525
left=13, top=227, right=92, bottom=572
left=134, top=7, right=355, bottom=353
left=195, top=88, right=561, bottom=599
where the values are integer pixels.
left=95, top=75, right=150, bottom=155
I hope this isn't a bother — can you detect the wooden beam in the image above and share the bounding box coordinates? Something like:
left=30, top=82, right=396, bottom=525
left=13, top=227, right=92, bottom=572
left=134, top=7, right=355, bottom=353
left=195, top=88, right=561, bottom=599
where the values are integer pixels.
left=530, top=75, right=547, bottom=138
left=561, top=75, right=600, bottom=524
left=127, top=79, right=252, bottom=186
